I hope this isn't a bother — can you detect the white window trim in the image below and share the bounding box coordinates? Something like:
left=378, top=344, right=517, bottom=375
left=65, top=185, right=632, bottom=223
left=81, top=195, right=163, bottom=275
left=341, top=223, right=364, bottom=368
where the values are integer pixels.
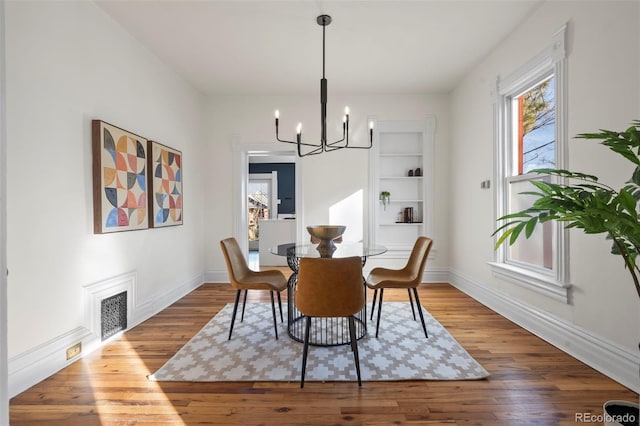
left=490, top=23, right=571, bottom=304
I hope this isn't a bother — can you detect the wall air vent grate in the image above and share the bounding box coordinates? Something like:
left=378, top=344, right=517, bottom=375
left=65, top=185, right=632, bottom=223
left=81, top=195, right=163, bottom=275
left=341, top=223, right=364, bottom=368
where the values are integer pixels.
left=101, top=291, right=127, bottom=341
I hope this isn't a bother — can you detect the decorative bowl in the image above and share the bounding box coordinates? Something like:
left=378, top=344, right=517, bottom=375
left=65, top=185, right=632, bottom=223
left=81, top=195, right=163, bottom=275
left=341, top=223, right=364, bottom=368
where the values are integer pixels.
left=306, top=225, right=346, bottom=257
left=306, top=225, right=346, bottom=242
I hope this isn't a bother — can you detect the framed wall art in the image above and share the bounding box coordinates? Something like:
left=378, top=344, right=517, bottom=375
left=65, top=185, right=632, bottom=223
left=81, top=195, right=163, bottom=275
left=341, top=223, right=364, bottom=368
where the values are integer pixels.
left=92, top=120, right=149, bottom=234
left=148, top=141, right=183, bottom=228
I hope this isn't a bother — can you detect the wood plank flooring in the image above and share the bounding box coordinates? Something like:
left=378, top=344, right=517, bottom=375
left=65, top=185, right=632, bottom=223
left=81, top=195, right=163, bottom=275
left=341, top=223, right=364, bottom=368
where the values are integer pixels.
left=10, top=282, right=639, bottom=425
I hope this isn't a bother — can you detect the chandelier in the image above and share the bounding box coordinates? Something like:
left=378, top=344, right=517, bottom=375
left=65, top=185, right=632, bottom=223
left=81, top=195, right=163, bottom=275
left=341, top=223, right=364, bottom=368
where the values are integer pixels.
left=275, top=14, right=374, bottom=157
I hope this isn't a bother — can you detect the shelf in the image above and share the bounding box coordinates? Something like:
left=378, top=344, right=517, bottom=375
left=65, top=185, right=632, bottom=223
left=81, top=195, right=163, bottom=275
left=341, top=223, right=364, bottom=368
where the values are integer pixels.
left=380, top=222, right=423, bottom=226
left=380, top=176, right=423, bottom=180
left=380, top=153, right=423, bottom=158
left=381, top=199, right=423, bottom=204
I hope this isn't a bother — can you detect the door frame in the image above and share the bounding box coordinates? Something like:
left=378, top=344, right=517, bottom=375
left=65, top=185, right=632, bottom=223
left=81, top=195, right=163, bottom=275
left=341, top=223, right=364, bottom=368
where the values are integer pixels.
left=232, top=140, right=303, bottom=256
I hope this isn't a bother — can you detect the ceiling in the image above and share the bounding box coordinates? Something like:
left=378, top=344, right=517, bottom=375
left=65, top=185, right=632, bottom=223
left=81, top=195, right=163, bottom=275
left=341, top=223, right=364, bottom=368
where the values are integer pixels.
left=96, top=0, right=542, bottom=96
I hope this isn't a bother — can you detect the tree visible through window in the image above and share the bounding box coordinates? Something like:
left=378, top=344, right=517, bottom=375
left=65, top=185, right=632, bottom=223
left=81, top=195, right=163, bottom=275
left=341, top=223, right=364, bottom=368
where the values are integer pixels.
left=248, top=182, right=270, bottom=242
left=516, top=76, right=555, bottom=174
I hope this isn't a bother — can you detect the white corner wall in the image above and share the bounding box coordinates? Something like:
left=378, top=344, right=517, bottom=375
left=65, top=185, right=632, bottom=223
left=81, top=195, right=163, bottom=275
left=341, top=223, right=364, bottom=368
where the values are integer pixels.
left=449, top=1, right=640, bottom=391
left=5, top=1, right=206, bottom=396
left=0, top=0, right=8, bottom=421
left=203, top=94, right=451, bottom=279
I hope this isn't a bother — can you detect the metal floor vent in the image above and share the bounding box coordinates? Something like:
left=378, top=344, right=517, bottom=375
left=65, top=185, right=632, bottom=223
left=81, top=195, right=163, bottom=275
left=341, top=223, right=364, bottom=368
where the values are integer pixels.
left=101, top=291, right=127, bottom=341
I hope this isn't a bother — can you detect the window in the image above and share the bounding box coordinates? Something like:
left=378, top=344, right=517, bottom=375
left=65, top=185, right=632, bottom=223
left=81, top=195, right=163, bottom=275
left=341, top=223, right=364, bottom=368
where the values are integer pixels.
left=491, top=24, right=571, bottom=303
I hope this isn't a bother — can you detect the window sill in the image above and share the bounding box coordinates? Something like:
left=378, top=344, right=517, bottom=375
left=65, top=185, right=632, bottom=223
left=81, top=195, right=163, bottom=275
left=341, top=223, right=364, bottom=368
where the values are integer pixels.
left=488, top=262, right=571, bottom=303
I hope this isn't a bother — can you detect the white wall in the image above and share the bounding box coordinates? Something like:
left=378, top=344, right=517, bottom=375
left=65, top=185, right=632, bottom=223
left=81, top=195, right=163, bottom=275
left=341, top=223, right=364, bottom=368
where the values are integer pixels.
left=5, top=0, right=206, bottom=378
left=450, top=0, right=639, bottom=387
left=203, top=94, right=450, bottom=277
left=0, top=0, right=8, bottom=421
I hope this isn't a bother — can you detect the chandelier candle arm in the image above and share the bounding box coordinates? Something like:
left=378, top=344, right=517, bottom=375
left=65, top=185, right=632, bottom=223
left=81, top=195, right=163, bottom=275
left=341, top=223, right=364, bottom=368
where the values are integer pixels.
left=273, top=14, right=374, bottom=157
left=274, top=110, right=320, bottom=148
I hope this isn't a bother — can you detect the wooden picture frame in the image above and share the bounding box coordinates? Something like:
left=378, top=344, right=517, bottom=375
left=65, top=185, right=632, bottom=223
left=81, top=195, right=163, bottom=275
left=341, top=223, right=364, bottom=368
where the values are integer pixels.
left=148, top=141, right=183, bottom=228
left=92, top=120, right=149, bottom=234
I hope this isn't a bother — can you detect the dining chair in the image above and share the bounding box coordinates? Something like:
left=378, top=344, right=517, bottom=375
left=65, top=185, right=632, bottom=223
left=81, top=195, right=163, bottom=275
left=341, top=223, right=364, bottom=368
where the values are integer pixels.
left=220, top=237, right=287, bottom=340
left=366, top=236, right=433, bottom=339
left=296, top=256, right=365, bottom=388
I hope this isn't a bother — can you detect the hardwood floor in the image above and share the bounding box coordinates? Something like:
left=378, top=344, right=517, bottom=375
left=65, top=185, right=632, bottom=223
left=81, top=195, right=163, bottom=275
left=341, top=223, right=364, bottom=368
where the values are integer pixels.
left=10, top=282, right=638, bottom=425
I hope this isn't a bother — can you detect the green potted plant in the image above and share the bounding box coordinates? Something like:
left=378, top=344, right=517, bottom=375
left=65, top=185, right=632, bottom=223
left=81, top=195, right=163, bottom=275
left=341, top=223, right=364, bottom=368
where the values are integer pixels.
left=493, top=120, right=640, bottom=424
left=380, top=191, right=391, bottom=210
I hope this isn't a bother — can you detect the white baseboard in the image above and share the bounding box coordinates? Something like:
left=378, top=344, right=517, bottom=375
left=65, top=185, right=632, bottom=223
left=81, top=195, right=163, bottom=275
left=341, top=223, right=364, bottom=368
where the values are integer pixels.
left=449, top=268, right=640, bottom=393
left=205, top=269, right=229, bottom=283
left=131, top=273, right=204, bottom=328
left=423, top=267, right=449, bottom=283
left=8, top=326, right=93, bottom=398
left=9, top=268, right=639, bottom=397
left=8, top=273, right=204, bottom=398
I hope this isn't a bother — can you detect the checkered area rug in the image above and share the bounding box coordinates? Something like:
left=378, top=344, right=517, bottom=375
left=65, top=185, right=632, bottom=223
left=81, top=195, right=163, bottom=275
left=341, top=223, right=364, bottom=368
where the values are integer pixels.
left=148, top=302, right=489, bottom=382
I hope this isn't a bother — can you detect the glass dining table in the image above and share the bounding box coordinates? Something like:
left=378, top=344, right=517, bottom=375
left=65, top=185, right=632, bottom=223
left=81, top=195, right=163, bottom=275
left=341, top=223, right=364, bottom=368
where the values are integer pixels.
left=270, top=241, right=387, bottom=346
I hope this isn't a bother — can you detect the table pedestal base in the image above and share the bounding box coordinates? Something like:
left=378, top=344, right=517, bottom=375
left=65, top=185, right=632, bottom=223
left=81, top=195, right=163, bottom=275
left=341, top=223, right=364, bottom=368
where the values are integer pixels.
left=286, top=254, right=367, bottom=346
left=271, top=242, right=387, bottom=346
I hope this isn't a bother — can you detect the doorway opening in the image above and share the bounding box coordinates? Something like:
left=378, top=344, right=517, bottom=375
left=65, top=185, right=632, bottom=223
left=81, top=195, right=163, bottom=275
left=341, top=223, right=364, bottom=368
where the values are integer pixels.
left=248, top=154, right=296, bottom=268
left=232, top=142, right=302, bottom=270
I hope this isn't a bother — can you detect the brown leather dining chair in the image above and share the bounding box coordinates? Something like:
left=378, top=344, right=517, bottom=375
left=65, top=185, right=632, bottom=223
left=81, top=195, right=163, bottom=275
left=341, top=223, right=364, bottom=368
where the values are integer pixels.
left=296, top=256, right=365, bottom=388
left=220, top=237, right=287, bottom=340
left=366, top=236, right=433, bottom=339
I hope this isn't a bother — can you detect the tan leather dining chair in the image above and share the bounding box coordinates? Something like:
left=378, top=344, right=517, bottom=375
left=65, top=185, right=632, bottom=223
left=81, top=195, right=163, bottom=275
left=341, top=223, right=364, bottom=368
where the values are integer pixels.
left=220, top=237, right=287, bottom=340
left=366, top=236, right=433, bottom=339
left=296, top=256, right=365, bottom=388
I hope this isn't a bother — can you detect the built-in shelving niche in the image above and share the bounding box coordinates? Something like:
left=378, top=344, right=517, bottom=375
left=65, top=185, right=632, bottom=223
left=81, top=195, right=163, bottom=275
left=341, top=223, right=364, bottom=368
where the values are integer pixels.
left=368, top=117, right=435, bottom=258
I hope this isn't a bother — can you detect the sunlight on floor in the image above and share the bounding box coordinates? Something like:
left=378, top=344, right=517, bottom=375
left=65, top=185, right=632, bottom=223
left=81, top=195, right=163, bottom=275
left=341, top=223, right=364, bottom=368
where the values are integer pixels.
left=89, top=336, right=185, bottom=424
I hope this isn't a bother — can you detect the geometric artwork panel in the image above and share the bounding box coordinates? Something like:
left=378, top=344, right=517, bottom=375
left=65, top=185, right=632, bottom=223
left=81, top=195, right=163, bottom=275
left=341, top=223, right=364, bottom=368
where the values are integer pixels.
left=148, top=141, right=183, bottom=227
left=92, top=120, right=149, bottom=233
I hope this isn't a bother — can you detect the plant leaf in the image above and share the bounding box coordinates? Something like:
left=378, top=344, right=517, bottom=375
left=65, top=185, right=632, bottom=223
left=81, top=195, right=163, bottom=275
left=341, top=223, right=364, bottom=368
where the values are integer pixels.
left=509, top=222, right=527, bottom=245
left=525, top=217, right=538, bottom=238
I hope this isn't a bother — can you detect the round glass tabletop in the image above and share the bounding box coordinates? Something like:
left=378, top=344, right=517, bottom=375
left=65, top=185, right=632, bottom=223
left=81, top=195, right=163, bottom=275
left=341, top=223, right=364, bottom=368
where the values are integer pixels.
left=270, top=242, right=387, bottom=258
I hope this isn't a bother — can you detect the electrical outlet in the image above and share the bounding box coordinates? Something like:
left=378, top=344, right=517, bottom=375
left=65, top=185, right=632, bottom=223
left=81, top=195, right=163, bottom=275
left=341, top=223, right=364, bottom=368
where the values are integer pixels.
left=66, top=342, right=82, bottom=360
